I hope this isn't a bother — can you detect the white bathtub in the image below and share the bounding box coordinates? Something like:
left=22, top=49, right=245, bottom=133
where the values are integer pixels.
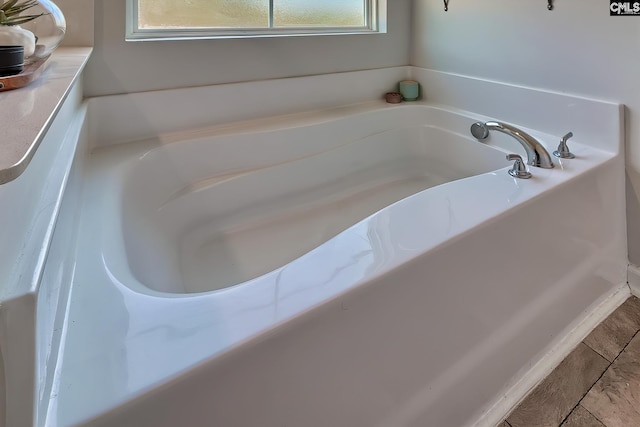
left=53, top=100, right=627, bottom=427
left=119, top=108, right=508, bottom=294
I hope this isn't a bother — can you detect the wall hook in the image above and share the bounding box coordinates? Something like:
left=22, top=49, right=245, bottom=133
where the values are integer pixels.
left=443, top=0, right=449, bottom=11
left=547, top=0, right=553, bottom=10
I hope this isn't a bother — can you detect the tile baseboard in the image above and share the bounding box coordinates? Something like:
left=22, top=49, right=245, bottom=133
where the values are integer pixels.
left=473, top=282, right=630, bottom=427
left=627, top=264, right=640, bottom=297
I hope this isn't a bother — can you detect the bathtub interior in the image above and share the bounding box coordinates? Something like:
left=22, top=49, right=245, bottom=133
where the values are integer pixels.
left=119, top=122, right=509, bottom=294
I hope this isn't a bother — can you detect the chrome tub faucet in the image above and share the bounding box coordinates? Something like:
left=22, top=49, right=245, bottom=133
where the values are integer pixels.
left=471, top=121, right=555, bottom=169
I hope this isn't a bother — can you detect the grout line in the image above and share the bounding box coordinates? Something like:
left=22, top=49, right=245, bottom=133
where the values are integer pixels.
left=558, top=344, right=613, bottom=426
left=582, top=405, right=607, bottom=427
left=581, top=338, right=616, bottom=368
left=560, top=326, right=640, bottom=426
left=608, top=327, right=640, bottom=365
left=582, top=339, right=613, bottom=364
left=498, top=294, right=635, bottom=427
left=599, top=326, right=640, bottom=369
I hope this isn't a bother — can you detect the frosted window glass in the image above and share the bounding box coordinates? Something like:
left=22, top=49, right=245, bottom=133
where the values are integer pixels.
left=138, top=0, right=269, bottom=29
left=273, top=0, right=365, bottom=27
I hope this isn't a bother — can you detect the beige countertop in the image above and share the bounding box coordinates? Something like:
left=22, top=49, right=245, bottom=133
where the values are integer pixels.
left=0, top=47, right=92, bottom=184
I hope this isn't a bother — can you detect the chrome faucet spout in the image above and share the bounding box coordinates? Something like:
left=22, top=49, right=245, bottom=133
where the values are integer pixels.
left=470, top=121, right=555, bottom=169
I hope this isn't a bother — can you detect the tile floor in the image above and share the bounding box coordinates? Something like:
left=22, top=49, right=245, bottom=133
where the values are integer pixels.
left=501, top=296, right=640, bottom=427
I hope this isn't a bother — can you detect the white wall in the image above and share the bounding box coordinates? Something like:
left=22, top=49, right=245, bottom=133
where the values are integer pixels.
left=83, top=0, right=412, bottom=97
left=55, top=0, right=93, bottom=47
left=412, top=0, right=640, bottom=264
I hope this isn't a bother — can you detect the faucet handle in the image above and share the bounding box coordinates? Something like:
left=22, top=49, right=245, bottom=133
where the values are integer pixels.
left=506, top=154, right=532, bottom=179
left=553, top=132, right=575, bottom=159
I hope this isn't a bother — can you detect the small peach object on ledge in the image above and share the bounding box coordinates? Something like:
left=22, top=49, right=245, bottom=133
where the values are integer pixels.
left=385, top=91, right=403, bottom=104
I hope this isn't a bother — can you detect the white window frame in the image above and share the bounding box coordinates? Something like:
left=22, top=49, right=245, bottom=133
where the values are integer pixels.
left=126, top=0, right=386, bottom=41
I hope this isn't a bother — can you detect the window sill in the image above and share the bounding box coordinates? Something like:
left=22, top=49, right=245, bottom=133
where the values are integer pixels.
left=126, top=28, right=385, bottom=42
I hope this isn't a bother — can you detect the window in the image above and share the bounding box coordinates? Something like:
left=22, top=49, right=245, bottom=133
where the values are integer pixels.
left=126, top=0, right=386, bottom=41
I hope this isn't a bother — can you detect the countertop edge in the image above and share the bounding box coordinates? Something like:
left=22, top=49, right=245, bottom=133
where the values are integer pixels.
left=0, top=47, right=92, bottom=185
